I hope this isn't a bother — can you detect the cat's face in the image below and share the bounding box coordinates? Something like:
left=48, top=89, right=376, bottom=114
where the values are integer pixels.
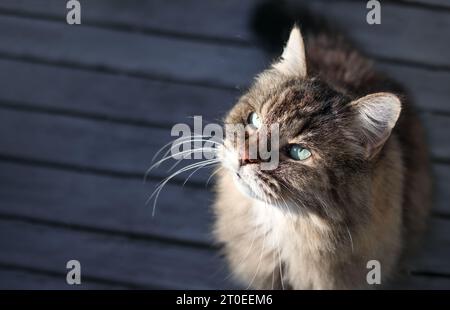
left=220, top=72, right=362, bottom=218
left=218, top=27, right=401, bottom=219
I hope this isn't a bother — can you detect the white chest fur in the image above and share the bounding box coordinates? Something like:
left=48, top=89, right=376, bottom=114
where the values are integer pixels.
left=250, top=201, right=291, bottom=253
left=250, top=200, right=337, bottom=288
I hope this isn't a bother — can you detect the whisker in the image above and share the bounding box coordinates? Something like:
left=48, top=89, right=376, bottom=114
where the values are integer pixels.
left=152, top=145, right=217, bottom=169
left=166, top=144, right=220, bottom=175
left=206, top=167, right=223, bottom=187
left=183, top=161, right=220, bottom=187
left=346, top=225, right=354, bottom=254
left=165, top=140, right=222, bottom=174
left=150, top=134, right=209, bottom=163
left=157, top=137, right=223, bottom=165
left=145, top=147, right=217, bottom=182
left=150, top=158, right=218, bottom=198
left=146, top=135, right=223, bottom=181
left=167, top=158, right=183, bottom=173
left=147, top=159, right=219, bottom=216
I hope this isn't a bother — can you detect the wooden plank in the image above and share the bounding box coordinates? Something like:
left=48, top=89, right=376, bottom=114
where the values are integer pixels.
left=0, top=161, right=213, bottom=245
left=0, top=0, right=257, bottom=44
left=0, top=266, right=127, bottom=289
left=377, top=63, right=450, bottom=114
left=304, top=0, right=450, bottom=67
left=0, top=14, right=267, bottom=89
left=423, top=113, right=450, bottom=162
left=433, top=164, right=450, bottom=215
left=0, top=0, right=449, bottom=68
left=0, top=17, right=448, bottom=117
left=403, top=0, right=450, bottom=9
left=413, top=218, right=450, bottom=276
left=0, top=59, right=239, bottom=126
left=0, top=108, right=216, bottom=184
left=0, top=58, right=449, bottom=126
left=0, top=218, right=234, bottom=289
left=389, top=274, right=450, bottom=289
left=0, top=216, right=448, bottom=289
left=0, top=5, right=449, bottom=117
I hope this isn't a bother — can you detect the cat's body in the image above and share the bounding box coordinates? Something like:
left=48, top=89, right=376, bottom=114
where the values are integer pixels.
left=213, top=22, right=431, bottom=289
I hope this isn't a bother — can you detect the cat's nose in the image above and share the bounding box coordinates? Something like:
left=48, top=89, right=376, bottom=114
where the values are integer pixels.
left=239, top=133, right=272, bottom=166
left=240, top=147, right=259, bottom=166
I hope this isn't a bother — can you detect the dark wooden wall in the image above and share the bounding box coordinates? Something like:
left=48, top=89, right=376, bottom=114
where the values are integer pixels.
left=0, top=0, right=449, bottom=289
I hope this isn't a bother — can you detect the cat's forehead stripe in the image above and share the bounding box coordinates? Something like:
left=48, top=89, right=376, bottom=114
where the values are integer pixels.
left=264, top=84, right=336, bottom=136
left=263, top=87, right=296, bottom=123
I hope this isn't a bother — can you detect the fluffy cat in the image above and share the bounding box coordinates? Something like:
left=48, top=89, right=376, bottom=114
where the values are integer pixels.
left=213, top=22, right=432, bottom=289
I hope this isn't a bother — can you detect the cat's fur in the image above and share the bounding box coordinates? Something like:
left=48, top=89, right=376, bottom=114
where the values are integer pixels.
left=213, top=21, right=431, bottom=289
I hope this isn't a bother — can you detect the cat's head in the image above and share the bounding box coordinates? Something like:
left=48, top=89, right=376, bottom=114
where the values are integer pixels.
left=219, top=26, right=401, bottom=220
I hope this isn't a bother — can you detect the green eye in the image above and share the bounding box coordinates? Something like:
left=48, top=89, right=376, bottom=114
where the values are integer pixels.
left=248, top=112, right=262, bottom=129
left=289, top=144, right=311, bottom=161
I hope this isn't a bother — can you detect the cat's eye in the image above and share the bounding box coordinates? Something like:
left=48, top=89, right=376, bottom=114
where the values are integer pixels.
left=248, top=112, right=262, bottom=129
left=289, top=144, right=311, bottom=161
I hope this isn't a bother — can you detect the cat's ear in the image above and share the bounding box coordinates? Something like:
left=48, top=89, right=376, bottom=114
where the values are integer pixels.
left=273, top=26, right=307, bottom=78
left=351, top=92, right=402, bottom=159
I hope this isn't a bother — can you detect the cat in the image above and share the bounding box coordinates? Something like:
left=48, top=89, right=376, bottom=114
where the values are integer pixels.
left=212, top=15, right=432, bottom=289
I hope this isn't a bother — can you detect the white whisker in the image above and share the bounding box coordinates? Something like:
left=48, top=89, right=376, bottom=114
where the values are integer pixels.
left=206, top=167, right=223, bottom=186
left=346, top=225, right=354, bottom=253
left=150, top=135, right=213, bottom=163
left=145, top=147, right=217, bottom=181
left=147, top=159, right=219, bottom=216
left=183, top=161, right=220, bottom=187
left=156, top=138, right=222, bottom=165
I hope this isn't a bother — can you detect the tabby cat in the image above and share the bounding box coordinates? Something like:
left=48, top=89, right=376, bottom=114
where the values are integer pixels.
left=213, top=23, right=431, bottom=289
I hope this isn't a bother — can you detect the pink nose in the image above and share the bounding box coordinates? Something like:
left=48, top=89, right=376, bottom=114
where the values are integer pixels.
left=240, top=147, right=259, bottom=166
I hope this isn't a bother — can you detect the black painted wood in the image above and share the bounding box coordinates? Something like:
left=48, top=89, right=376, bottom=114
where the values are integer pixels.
left=0, top=108, right=218, bottom=186
left=389, top=274, right=450, bottom=289
left=0, top=161, right=214, bottom=246
left=0, top=59, right=239, bottom=126
left=377, top=63, right=450, bottom=115
left=433, top=164, right=450, bottom=215
left=0, top=0, right=449, bottom=68
left=0, top=266, right=128, bottom=289
left=0, top=211, right=448, bottom=289
left=0, top=0, right=256, bottom=45
left=0, top=218, right=234, bottom=289
left=0, top=57, right=449, bottom=123
left=401, top=0, right=450, bottom=9
left=0, top=14, right=267, bottom=89
left=414, top=218, right=450, bottom=276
